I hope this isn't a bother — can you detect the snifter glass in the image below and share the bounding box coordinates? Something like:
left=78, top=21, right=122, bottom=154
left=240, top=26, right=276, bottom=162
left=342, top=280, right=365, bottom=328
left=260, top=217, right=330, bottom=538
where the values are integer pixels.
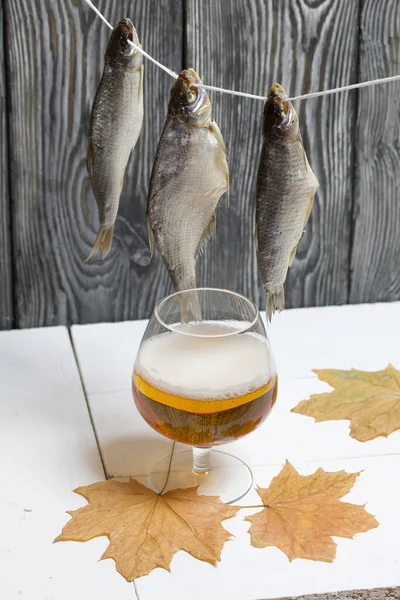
left=132, top=288, right=277, bottom=503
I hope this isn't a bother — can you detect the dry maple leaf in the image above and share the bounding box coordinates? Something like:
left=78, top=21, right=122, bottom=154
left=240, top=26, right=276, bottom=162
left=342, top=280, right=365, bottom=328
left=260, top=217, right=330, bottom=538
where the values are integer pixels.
left=245, top=461, right=378, bottom=562
left=55, top=479, right=239, bottom=581
left=292, top=364, right=400, bottom=442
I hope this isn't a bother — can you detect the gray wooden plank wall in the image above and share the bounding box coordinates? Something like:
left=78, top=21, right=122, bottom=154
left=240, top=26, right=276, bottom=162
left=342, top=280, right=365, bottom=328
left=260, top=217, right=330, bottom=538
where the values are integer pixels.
left=186, top=0, right=359, bottom=310
left=1, top=0, right=399, bottom=329
left=350, top=0, right=400, bottom=303
left=0, top=0, right=13, bottom=329
left=4, top=0, right=181, bottom=328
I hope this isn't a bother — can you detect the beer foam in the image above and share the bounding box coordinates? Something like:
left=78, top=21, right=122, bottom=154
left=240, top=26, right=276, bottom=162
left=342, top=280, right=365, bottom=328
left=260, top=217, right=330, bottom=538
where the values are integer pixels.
left=135, top=321, right=276, bottom=400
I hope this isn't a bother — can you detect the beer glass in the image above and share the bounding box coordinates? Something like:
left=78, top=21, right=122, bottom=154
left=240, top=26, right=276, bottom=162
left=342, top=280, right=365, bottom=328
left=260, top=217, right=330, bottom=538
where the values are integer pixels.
left=132, top=288, right=277, bottom=502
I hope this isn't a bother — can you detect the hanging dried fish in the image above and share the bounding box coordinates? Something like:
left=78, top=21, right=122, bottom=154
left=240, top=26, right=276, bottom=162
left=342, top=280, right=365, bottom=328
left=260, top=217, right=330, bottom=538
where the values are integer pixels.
left=256, top=83, right=319, bottom=321
left=86, top=18, right=144, bottom=260
left=147, top=68, right=229, bottom=298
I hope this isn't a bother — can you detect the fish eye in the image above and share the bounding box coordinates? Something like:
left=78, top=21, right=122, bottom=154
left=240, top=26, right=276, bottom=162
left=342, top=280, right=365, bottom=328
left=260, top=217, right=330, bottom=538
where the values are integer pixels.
left=187, top=90, right=197, bottom=104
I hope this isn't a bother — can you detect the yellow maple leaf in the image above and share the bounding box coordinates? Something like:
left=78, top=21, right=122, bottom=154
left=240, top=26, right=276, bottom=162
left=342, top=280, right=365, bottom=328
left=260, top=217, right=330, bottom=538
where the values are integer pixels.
left=292, top=364, right=400, bottom=442
left=245, top=461, right=378, bottom=562
left=55, top=479, right=239, bottom=581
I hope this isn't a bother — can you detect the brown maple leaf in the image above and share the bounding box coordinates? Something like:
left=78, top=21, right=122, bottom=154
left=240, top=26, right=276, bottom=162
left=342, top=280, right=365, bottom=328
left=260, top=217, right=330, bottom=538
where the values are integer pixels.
left=55, top=479, right=239, bottom=581
left=245, top=461, right=378, bottom=562
left=292, top=364, right=400, bottom=442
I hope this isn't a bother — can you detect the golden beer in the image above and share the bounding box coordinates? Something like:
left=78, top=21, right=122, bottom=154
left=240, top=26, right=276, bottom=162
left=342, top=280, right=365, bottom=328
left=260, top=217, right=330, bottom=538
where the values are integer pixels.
left=133, top=322, right=277, bottom=447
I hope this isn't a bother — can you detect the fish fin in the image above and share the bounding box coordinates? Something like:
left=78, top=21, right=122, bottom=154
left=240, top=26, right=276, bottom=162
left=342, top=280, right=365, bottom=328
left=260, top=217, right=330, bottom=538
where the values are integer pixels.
left=195, top=213, right=216, bottom=258
left=209, top=120, right=229, bottom=205
left=209, top=120, right=227, bottom=155
left=87, top=139, right=94, bottom=176
left=298, top=134, right=311, bottom=173
left=307, top=169, right=319, bottom=195
left=132, top=127, right=142, bottom=150
left=304, top=194, right=314, bottom=225
left=288, top=194, right=314, bottom=268
left=86, top=225, right=114, bottom=262
left=179, top=290, right=202, bottom=323
left=300, top=138, right=319, bottom=195
left=288, top=244, right=298, bottom=267
left=298, top=135, right=319, bottom=189
left=265, top=287, right=285, bottom=322
left=300, top=194, right=315, bottom=236
left=146, top=214, right=155, bottom=257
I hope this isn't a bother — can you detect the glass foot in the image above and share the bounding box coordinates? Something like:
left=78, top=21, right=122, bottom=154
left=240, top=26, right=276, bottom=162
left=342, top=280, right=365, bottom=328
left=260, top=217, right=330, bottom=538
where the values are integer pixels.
left=150, top=449, right=253, bottom=504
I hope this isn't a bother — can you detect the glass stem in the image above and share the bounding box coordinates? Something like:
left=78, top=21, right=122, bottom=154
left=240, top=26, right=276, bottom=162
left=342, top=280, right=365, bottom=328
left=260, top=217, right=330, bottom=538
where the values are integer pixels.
left=192, top=446, right=212, bottom=475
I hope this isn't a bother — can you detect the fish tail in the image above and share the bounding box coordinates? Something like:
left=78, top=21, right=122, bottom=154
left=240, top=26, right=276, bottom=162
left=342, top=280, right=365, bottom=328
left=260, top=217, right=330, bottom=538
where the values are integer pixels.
left=266, top=287, right=285, bottom=322
left=178, top=289, right=202, bottom=324
left=86, top=225, right=115, bottom=262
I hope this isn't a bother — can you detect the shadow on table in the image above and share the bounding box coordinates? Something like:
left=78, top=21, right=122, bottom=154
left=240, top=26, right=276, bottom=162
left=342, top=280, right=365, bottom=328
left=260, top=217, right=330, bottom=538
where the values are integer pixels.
left=98, top=434, right=174, bottom=479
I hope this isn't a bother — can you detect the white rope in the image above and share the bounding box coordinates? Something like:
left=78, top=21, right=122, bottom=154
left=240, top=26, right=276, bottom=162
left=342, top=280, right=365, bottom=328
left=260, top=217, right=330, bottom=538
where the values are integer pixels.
left=84, top=0, right=400, bottom=102
left=83, top=0, right=179, bottom=79
left=84, top=0, right=113, bottom=29
left=193, top=83, right=267, bottom=101
left=289, top=75, right=400, bottom=101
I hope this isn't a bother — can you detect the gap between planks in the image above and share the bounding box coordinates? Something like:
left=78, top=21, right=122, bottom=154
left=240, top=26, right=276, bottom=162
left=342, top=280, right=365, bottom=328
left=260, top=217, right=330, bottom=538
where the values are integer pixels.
left=68, top=328, right=107, bottom=478
left=68, top=327, right=139, bottom=598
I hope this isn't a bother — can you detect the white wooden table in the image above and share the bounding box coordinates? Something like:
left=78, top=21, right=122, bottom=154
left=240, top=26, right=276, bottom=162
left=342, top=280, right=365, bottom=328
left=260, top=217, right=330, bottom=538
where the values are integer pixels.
left=1, top=302, right=400, bottom=600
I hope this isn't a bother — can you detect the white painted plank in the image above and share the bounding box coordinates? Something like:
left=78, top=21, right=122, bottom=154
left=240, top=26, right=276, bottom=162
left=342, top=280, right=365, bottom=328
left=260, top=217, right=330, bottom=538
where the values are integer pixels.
left=135, top=455, right=400, bottom=600
left=0, top=327, right=135, bottom=600
left=71, top=320, right=174, bottom=478
left=72, top=303, right=400, bottom=395
left=71, top=320, right=147, bottom=395
left=72, top=303, right=400, bottom=473
left=268, top=301, right=400, bottom=380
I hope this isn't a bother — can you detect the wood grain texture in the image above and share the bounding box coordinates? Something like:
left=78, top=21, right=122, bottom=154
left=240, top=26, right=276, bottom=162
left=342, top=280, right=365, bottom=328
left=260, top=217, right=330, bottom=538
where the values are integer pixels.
left=5, top=0, right=182, bottom=328
left=0, top=0, right=13, bottom=329
left=350, top=0, right=400, bottom=303
left=268, top=587, right=400, bottom=600
left=186, top=0, right=359, bottom=309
